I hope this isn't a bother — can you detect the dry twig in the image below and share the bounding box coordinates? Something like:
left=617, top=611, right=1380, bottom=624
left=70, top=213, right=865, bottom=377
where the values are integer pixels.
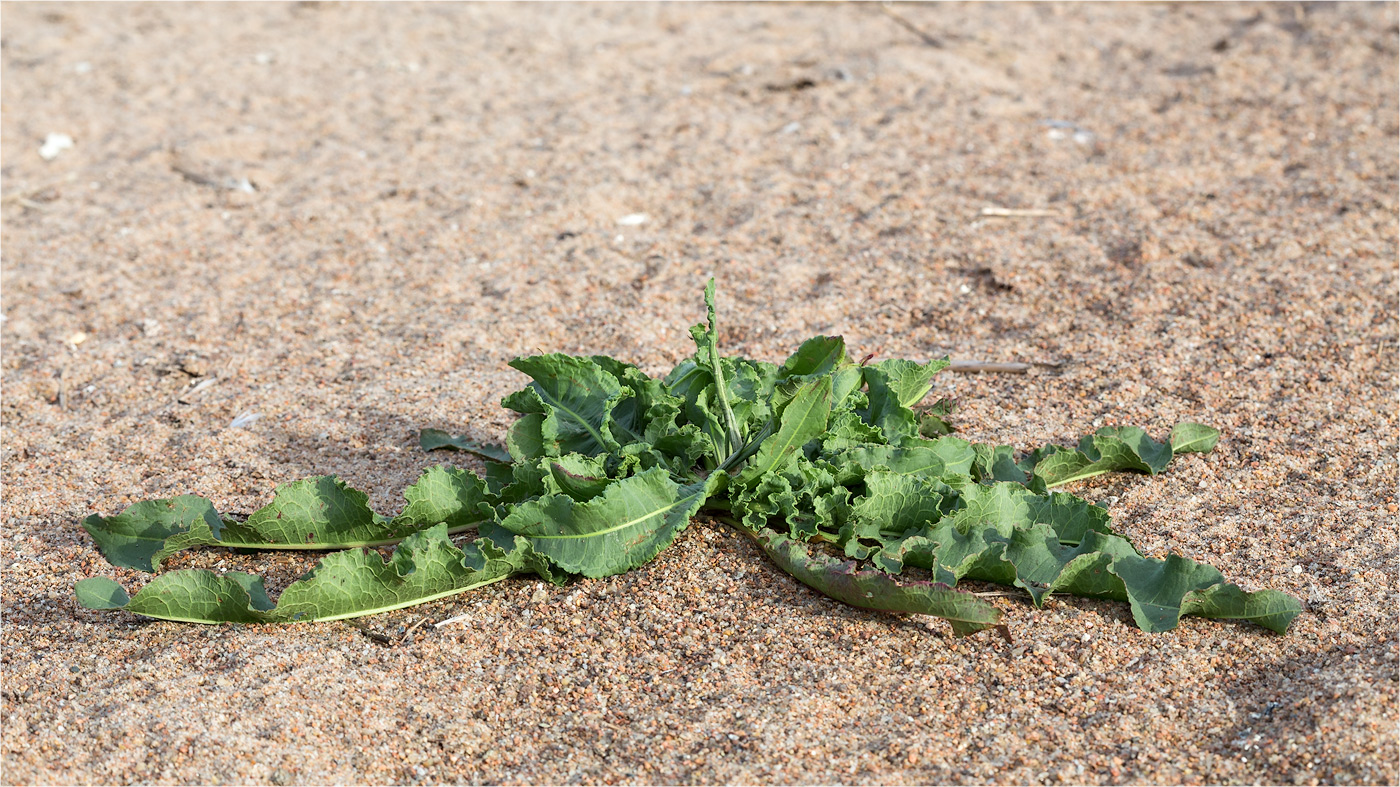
left=880, top=3, right=943, bottom=48
left=980, top=207, right=1062, bottom=218
left=949, top=360, right=1062, bottom=374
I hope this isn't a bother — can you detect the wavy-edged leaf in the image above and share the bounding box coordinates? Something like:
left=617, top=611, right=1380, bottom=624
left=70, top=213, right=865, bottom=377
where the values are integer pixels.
left=776, top=335, right=863, bottom=409
left=1179, top=582, right=1301, bottom=634
left=600, top=361, right=713, bottom=467
left=856, top=482, right=1297, bottom=633
left=418, top=429, right=512, bottom=463
left=844, top=470, right=955, bottom=558
left=971, top=423, right=1219, bottom=489
left=874, top=483, right=1119, bottom=576
left=861, top=357, right=951, bottom=442
left=1032, top=426, right=1174, bottom=486
left=727, top=454, right=845, bottom=539
left=827, top=436, right=977, bottom=485
left=484, top=468, right=722, bottom=578
left=991, top=526, right=1137, bottom=605
left=738, top=377, right=832, bottom=484
left=75, top=526, right=526, bottom=624
left=1170, top=422, right=1220, bottom=454
left=273, top=527, right=525, bottom=622
left=221, top=476, right=399, bottom=547
left=779, top=335, right=847, bottom=381
left=753, top=529, right=1007, bottom=639
left=84, top=469, right=495, bottom=571
left=971, top=443, right=1032, bottom=484
left=81, top=495, right=226, bottom=572
left=1108, top=552, right=1303, bottom=634
left=502, top=354, right=626, bottom=459
left=75, top=571, right=277, bottom=624
left=395, top=466, right=497, bottom=530
left=818, top=406, right=884, bottom=453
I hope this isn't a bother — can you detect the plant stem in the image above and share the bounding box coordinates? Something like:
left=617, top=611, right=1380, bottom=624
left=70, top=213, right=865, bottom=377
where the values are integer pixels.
left=703, top=280, right=744, bottom=456
left=710, top=348, right=742, bottom=457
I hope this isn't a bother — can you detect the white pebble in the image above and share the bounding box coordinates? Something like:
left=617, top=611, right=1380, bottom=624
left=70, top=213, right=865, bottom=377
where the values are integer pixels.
left=229, top=411, right=263, bottom=429
left=39, top=133, right=74, bottom=161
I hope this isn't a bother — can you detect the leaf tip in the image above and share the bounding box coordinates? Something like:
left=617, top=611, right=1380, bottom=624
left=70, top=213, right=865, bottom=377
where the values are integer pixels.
left=75, top=577, right=130, bottom=610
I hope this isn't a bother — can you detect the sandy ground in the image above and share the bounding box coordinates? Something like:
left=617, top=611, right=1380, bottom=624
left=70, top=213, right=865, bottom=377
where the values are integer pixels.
left=2, top=2, right=1397, bottom=784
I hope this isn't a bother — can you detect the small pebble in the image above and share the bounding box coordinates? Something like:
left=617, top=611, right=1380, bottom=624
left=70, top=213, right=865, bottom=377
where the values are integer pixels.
left=39, top=133, right=74, bottom=160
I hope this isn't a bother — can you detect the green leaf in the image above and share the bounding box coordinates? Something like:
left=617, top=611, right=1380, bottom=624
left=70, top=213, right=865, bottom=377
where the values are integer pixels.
left=76, top=570, right=278, bottom=624
left=753, top=529, right=1007, bottom=639
left=76, top=526, right=525, bottom=624
left=968, top=423, right=1220, bottom=489
left=223, top=476, right=396, bottom=547
left=418, top=429, right=513, bottom=463
left=1170, top=422, right=1221, bottom=454
left=861, top=358, right=951, bottom=442
left=779, top=335, right=847, bottom=380
left=827, top=437, right=977, bottom=485
left=1180, top=583, right=1302, bottom=634
left=858, top=482, right=1296, bottom=633
left=394, top=466, right=496, bottom=530
left=818, top=407, right=885, bottom=453
left=845, top=470, right=955, bottom=552
left=1111, top=553, right=1227, bottom=632
left=83, top=470, right=496, bottom=571
left=737, top=377, right=832, bottom=483
left=972, top=443, right=1030, bottom=484
left=1031, top=427, right=1173, bottom=486
left=483, top=468, right=721, bottom=578
left=603, top=362, right=703, bottom=458
left=81, top=495, right=226, bottom=572
left=866, top=358, right=951, bottom=410
left=774, top=335, right=862, bottom=407
left=506, top=412, right=551, bottom=461
left=274, top=527, right=525, bottom=622
left=687, top=278, right=743, bottom=456
left=502, top=354, right=627, bottom=458
left=723, top=358, right=780, bottom=436
left=546, top=455, right=616, bottom=502
left=74, top=576, right=133, bottom=610
left=989, top=526, right=1137, bottom=605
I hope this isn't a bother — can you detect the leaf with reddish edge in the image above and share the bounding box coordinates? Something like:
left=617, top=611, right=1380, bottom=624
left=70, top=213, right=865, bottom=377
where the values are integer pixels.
left=752, top=528, right=1009, bottom=640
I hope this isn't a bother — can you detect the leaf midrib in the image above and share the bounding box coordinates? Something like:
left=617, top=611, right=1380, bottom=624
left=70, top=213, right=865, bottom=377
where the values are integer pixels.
left=527, top=489, right=704, bottom=541
left=745, top=381, right=828, bottom=479
left=131, top=572, right=516, bottom=625
left=534, top=381, right=611, bottom=450
left=213, top=523, right=481, bottom=551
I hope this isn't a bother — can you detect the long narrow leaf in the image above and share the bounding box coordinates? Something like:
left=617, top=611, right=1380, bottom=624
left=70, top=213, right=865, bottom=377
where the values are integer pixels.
left=753, top=529, right=1008, bottom=639
left=83, top=467, right=495, bottom=571
left=75, top=526, right=526, bottom=624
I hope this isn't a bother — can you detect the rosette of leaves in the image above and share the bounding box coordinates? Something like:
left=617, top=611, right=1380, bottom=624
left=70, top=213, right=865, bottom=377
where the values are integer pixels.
left=76, top=281, right=1300, bottom=637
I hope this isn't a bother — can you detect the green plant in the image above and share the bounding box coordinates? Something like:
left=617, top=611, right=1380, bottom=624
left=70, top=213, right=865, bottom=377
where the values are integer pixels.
left=76, top=281, right=1300, bottom=637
